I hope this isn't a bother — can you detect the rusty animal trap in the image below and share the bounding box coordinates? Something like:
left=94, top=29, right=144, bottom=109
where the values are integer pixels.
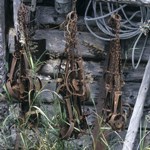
left=6, top=2, right=42, bottom=125
left=103, top=14, right=127, bottom=131
left=56, top=1, right=90, bottom=139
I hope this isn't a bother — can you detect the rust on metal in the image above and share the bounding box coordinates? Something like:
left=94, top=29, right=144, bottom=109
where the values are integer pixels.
left=103, top=13, right=126, bottom=131
left=6, top=2, right=42, bottom=124
left=57, top=0, right=90, bottom=139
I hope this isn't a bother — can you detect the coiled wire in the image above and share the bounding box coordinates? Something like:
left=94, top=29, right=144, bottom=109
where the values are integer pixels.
left=84, top=0, right=150, bottom=69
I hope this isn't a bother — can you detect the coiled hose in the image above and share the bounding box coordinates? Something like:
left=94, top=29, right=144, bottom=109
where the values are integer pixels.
left=84, top=0, right=150, bottom=69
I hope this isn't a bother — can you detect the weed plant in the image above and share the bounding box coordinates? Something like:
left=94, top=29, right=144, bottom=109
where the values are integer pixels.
left=1, top=50, right=150, bottom=150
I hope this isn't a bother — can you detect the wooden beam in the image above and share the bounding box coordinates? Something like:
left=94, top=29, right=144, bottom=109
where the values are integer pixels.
left=11, top=0, right=43, bottom=3
left=122, top=82, right=150, bottom=108
left=122, top=56, right=150, bottom=150
left=33, top=30, right=105, bottom=59
left=0, top=0, right=6, bottom=92
left=39, top=59, right=149, bottom=82
left=39, top=59, right=103, bottom=105
left=125, top=36, right=150, bottom=64
left=35, top=6, right=96, bottom=27
left=39, top=59, right=150, bottom=107
left=123, top=64, right=146, bottom=82
left=9, top=28, right=150, bottom=62
left=13, top=0, right=20, bottom=35
left=8, top=29, right=105, bottom=59
left=39, top=59, right=103, bottom=77
left=96, top=0, right=150, bottom=6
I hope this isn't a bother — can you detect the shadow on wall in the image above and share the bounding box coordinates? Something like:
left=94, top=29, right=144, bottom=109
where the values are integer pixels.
left=76, top=0, right=92, bottom=16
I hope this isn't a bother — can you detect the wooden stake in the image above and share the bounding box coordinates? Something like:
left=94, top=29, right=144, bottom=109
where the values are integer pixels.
left=122, top=56, right=150, bottom=150
left=13, top=0, right=21, bottom=35
left=0, top=0, right=6, bottom=92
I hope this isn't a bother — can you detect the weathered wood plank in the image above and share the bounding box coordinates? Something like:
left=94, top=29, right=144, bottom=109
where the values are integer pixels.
left=36, top=6, right=95, bottom=27
left=122, top=82, right=150, bottom=107
left=0, top=0, right=9, bottom=124
left=9, top=28, right=150, bottom=62
left=97, top=0, right=150, bottom=6
left=123, top=56, right=150, bottom=150
left=9, top=29, right=105, bottom=59
left=0, top=0, right=6, bottom=92
left=13, top=0, right=21, bottom=35
left=33, top=30, right=105, bottom=59
left=39, top=59, right=103, bottom=77
left=11, top=0, right=43, bottom=2
left=35, top=5, right=148, bottom=28
left=39, top=76, right=150, bottom=132
left=38, top=60, right=150, bottom=107
left=8, top=29, right=148, bottom=81
left=105, top=36, right=150, bottom=62
left=39, top=78, right=101, bottom=106
left=123, top=63, right=146, bottom=82
left=38, top=60, right=102, bottom=105
left=124, top=35, right=150, bottom=63
left=39, top=78, right=150, bottom=108
left=36, top=6, right=65, bottom=25
left=39, top=58, right=147, bottom=82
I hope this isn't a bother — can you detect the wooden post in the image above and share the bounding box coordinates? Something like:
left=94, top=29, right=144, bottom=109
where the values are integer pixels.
left=0, top=0, right=6, bottom=92
left=122, top=56, right=150, bottom=150
left=13, top=0, right=21, bottom=35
